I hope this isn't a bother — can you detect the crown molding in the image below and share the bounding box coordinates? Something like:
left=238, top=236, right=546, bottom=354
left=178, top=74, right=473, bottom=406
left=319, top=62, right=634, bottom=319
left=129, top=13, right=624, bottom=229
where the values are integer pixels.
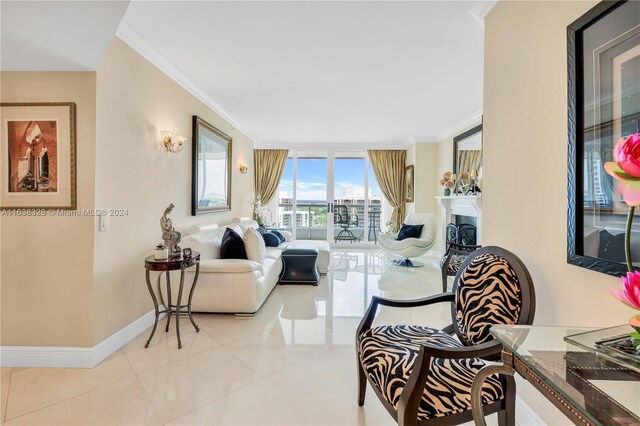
left=433, top=109, right=483, bottom=142
left=254, top=140, right=414, bottom=150
left=470, top=0, right=499, bottom=26
left=115, top=22, right=251, bottom=140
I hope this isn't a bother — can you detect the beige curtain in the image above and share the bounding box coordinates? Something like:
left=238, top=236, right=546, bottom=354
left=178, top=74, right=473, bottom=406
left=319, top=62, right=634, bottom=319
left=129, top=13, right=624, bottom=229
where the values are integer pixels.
left=458, top=150, right=482, bottom=175
left=368, top=150, right=407, bottom=231
left=253, top=149, right=289, bottom=207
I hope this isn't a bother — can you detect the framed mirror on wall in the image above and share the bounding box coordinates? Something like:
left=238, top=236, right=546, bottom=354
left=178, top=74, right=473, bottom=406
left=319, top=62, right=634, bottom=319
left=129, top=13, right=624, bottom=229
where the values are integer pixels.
left=567, top=0, right=639, bottom=276
left=191, top=115, right=232, bottom=215
left=453, top=123, right=482, bottom=181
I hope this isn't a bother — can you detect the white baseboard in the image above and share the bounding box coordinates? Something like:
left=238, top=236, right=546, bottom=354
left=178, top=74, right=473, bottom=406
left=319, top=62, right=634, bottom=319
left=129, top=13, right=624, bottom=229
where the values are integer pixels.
left=516, top=395, right=546, bottom=425
left=1, top=308, right=163, bottom=368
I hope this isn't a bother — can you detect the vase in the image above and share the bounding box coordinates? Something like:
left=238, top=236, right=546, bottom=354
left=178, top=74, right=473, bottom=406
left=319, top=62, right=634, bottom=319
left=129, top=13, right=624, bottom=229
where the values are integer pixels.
left=444, top=188, right=451, bottom=196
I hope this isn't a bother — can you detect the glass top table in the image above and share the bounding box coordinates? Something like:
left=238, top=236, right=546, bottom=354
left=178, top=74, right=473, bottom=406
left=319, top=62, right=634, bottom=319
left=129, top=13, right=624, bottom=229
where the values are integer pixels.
left=473, top=325, right=640, bottom=426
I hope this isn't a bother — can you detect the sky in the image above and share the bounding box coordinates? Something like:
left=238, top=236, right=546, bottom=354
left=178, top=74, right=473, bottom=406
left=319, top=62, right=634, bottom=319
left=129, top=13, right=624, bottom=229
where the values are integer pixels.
left=279, top=158, right=382, bottom=201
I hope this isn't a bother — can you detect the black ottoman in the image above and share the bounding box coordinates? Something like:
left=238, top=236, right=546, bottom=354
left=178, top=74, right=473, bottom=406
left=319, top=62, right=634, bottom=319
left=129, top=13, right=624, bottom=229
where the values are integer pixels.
left=279, top=248, right=320, bottom=285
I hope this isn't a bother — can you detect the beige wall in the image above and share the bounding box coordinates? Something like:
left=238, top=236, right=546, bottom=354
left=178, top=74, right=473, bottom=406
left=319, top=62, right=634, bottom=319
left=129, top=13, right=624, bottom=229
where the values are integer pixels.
left=93, top=38, right=254, bottom=344
left=406, top=142, right=439, bottom=220
left=484, top=1, right=637, bottom=423
left=1, top=72, right=97, bottom=347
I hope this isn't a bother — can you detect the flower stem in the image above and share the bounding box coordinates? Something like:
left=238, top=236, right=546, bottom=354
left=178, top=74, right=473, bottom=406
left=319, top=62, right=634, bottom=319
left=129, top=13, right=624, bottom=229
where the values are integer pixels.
left=625, top=206, right=636, bottom=272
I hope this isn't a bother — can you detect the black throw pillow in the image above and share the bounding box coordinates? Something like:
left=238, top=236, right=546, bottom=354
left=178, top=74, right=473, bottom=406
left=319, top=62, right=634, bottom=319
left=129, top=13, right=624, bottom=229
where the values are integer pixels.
left=598, top=230, right=625, bottom=262
left=262, top=232, right=281, bottom=247
left=220, top=228, right=247, bottom=259
left=396, top=224, right=424, bottom=241
left=271, top=230, right=285, bottom=244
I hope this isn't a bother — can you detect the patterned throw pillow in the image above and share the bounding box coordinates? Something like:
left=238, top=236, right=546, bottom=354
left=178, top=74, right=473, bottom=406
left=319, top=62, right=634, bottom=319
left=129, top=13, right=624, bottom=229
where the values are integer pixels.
left=262, top=232, right=281, bottom=247
left=271, top=230, right=285, bottom=243
left=396, top=224, right=424, bottom=241
left=220, top=228, right=247, bottom=259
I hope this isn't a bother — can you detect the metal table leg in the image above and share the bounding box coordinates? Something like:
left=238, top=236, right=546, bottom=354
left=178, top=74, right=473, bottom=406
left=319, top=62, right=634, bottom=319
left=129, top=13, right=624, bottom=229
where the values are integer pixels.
left=165, top=271, right=172, bottom=332
left=187, top=263, right=200, bottom=332
left=175, top=269, right=185, bottom=349
left=144, top=270, right=160, bottom=348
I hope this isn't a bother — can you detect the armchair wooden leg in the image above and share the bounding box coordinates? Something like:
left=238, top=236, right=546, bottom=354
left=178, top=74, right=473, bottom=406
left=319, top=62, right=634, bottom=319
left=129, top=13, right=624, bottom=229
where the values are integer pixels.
left=357, top=359, right=367, bottom=406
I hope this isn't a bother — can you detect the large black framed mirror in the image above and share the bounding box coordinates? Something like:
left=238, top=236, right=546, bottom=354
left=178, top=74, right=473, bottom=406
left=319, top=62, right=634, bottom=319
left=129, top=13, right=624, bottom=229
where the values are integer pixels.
left=453, top=124, right=483, bottom=176
left=192, top=116, right=232, bottom=215
left=567, top=0, right=639, bottom=276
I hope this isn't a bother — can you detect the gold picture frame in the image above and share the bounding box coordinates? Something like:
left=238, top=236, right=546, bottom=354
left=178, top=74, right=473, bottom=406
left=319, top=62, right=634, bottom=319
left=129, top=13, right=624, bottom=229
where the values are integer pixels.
left=405, top=164, right=414, bottom=203
left=1, top=102, right=77, bottom=210
left=191, top=115, right=232, bottom=215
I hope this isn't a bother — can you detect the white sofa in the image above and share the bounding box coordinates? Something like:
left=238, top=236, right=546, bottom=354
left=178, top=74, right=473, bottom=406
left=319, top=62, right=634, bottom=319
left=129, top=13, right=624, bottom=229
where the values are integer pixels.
left=167, top=218, right=330, bottom=315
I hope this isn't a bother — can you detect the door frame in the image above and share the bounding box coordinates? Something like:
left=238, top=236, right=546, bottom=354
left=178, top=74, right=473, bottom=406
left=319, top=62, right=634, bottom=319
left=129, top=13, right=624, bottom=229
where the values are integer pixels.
left=285, top=149, right=376, bottom=246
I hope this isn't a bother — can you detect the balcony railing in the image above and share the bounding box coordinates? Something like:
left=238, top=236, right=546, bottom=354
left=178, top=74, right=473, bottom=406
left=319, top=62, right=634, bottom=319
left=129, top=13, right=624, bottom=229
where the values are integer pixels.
left=276, top=202, right=382, bottom=241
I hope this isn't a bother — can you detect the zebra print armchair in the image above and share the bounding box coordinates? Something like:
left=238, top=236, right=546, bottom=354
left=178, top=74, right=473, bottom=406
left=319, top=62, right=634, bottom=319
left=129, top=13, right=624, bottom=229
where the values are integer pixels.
left=356, top=247, right=536, bottom=426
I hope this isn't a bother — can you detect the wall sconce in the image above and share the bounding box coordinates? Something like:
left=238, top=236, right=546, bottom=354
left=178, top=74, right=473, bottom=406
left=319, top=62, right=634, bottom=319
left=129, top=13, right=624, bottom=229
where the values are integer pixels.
left=239, top=163, right=249, bottom=174
left=162, top=128, right=186, bottom=153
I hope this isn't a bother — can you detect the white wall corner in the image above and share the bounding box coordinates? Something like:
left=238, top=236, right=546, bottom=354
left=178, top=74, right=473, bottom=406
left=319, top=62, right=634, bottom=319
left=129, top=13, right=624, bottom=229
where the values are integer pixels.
left=115, top=22, right=251, bottom=141
left=516, top=395, right=546, bottom=426
left=1, top=308, right=163, bottom=368
left=470, top=0, right=499, bottom=26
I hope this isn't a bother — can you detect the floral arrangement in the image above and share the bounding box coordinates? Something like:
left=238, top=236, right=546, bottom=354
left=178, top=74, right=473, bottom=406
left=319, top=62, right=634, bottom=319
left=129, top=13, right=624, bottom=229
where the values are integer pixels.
left=385, top=220, right=396, bottom=234
left=604, top=133, right=640, bottom=352
left=250, top=194, right=264, bottom=225
left=439, top=172, right=455, bottom=195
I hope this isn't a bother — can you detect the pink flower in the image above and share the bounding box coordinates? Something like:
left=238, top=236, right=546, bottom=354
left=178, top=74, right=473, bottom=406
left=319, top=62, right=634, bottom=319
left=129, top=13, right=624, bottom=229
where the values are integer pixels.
left=609, top=271, right=640, bottom=311
left=604, top=133, right=640, bottom=206
left=614, top=133, right=640, bottom=177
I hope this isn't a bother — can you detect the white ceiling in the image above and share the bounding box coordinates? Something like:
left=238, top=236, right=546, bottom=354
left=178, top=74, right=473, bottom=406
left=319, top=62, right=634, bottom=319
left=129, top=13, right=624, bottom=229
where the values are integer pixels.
left=119, top=1, right=488, bottom=146
left=1, top=1, right=490, bottom=147
left=1, top=1, right=130, bottom=71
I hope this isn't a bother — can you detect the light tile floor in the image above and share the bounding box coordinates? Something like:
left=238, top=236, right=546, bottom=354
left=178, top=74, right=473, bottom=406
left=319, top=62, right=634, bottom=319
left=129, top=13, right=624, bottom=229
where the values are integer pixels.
left=1, top=249, right=490, bottom=425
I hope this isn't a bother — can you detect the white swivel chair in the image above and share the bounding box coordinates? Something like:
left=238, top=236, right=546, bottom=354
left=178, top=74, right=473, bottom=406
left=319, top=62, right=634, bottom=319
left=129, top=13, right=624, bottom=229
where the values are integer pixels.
left=379, top=213, right=437, bottom=267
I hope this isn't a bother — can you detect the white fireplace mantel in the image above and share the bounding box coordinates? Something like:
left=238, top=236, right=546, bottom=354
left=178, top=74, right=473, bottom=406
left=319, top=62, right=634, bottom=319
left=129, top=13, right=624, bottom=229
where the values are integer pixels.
left=435, top=195, right=482, bottom=252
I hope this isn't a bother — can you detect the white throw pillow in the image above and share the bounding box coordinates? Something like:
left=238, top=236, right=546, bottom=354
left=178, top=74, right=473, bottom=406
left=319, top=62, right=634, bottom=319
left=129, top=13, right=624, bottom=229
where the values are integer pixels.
left=243, top=227, right=266, bottom=263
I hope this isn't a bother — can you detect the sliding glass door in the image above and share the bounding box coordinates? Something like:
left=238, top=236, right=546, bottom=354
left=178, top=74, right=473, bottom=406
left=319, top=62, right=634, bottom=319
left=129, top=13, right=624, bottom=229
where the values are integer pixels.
left=271, top=150, right=386, bottom=245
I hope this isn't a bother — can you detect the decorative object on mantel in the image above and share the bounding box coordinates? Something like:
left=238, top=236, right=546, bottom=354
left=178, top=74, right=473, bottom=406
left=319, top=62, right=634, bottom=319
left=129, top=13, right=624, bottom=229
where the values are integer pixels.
left=162, top=128, right=186, bottom=153
left=470, top=168, right=480, bottom=195
left=439, top=171, right=455, bottom=196
left=566, top=0, right=639, bottom=276
left=160, top=203, right=182, bottom=257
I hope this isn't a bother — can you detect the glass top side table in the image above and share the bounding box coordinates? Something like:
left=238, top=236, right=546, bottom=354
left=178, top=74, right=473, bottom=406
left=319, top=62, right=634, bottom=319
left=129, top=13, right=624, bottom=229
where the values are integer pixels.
left=144, top=252, right=200, bottom=349
left=471, top=325, right=640, bottom=426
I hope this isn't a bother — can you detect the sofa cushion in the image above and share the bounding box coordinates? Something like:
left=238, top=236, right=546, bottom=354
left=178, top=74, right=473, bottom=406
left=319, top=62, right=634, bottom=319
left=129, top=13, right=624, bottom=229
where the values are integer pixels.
left=397, top=224, right=424, bottom=241
left=262, top=232, right=281, bottom=247
left=181, top=230, right=223, bottom=260
left=244, top=227, right=266, bottom=263
left=221, top=228, right=247, bottom=260
left=271, top=230, right=286, bottom=244
left=239, top=220, right=260, bottom=235
left=227, top=224, right=244, bottom=238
